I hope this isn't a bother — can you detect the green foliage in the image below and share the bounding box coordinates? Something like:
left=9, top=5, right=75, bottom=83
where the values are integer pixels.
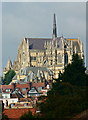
left=40, top=83, right=88, bottom=119
left=39, top=54, right=88, bottom=119
left=20, top=111, right=35, bottom=120
left=58, top=54, right=88, bottom=86
left=38, top=96, right=47, bottom=101
left=4, top=69, right=16, bottom=85
left=2, top=113, right=9, bottom=120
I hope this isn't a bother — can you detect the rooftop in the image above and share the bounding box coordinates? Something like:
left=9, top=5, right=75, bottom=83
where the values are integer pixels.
left=3, top=108, right=36, bottom=120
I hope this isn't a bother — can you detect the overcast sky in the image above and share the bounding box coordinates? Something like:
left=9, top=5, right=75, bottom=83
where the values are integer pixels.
left=2, top=2, right=86, bottom=70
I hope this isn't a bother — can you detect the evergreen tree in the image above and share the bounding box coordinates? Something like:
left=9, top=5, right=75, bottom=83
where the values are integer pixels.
left=39, top=54, right=88, bottom=119
left=58, top=54, right=88, bottom=86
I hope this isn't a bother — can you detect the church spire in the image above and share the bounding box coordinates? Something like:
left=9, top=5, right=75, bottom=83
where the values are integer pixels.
left=6, top=58, right=12, bottom=70
left=52, top=13, right=57, bottom=39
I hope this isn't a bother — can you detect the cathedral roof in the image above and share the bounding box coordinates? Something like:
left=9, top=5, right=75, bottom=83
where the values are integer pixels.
left=21, top=66, right=51, bottom=75
left=27, top=38, right=51, bottom=50
left=26, top=37, right=63, bottom=50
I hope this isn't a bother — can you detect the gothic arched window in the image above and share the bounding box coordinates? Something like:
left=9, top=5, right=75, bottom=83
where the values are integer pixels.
left=58, top=54, right=62, bottom=63
left=64, top=53, right=68, bottom=64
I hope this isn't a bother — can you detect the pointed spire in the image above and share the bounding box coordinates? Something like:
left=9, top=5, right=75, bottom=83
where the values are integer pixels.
left=6, top=58, right=12, bottom=70
left=52, top=13, right=57, bottom=39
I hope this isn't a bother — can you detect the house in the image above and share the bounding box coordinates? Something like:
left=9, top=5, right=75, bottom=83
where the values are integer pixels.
left=0, top=82, right=50, bottom=107
left=27, top=87, right=40, bottom=97
left=9, top=101, right=33, bottom=109
left=0, top=84, right=24, bottom=108
left=0, top=84, right=14, bottom=93
left=15, top=83, right=30, bottom=97
left=0, top=98, right=19, bottom=108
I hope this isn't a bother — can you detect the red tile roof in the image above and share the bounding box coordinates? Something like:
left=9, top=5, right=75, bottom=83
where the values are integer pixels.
left=16, top=84, right=30, bottom=89
left=3, top=108, right=36, bottom=120
left=32, top=82, right=45, bottom=88
left=16, top=83, right=45, bottom=89
left=0, top=82, right=45, bottom=94
left=0, top=85, right=14, bottom=91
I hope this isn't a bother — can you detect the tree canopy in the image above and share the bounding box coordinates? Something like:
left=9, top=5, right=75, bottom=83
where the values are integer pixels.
left=4, top=69, right=16, bottom=85
left=39, top=54, right=88, bottom=119
left=58, top=54, right=88, bottom=86
left=20, top=111, right=35, bottom=120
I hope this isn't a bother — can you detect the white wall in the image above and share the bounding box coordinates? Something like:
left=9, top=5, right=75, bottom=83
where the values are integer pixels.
left=2, top=93, right=10, bottom=99
left=0, top=98, right=18, bottom=107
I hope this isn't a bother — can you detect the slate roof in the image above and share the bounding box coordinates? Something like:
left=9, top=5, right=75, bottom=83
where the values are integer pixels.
left=26, top=37, right=80, bottom=50
left=25, top=37, right=62, bottom=50
left=21, top=67, right=51, bottom=78
left=26, top=66, right=48, bottom=74
left=26, top=38, right=51, bottom=50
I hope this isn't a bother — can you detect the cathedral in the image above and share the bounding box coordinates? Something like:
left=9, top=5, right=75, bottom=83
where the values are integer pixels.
left=4, top=14, right=84, bottom=79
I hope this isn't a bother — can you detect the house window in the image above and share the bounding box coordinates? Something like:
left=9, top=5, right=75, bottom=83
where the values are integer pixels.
left=24, top=103, right=28, bottom=106
left=22, top=88, right=26, bottom=91
left=11, top=103, right=15, bottom=107
left=5, top=96, right=7, bottom=98
left=6, top=89, right=10, bottom=92
left=12, top=100, right=14, bottom=103
left=15, top=88, right=19, bottom=91
left=38, top=87, right=43, bottom=91
left=29, top=88, right=36, bottom=92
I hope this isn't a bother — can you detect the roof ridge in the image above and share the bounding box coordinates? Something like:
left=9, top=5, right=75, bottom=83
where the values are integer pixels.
left=27, top=37, right=62, bottom=39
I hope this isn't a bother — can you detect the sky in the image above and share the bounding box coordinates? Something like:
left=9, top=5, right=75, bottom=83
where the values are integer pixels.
left=2, top=2, right=86, bottom=74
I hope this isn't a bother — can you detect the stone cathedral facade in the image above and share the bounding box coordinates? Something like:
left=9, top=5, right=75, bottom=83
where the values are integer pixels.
left=5, top=14, right=84, bottom=79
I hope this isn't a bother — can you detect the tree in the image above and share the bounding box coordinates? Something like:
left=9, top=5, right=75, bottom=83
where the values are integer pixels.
left=4, top=69, right=16, bottom=85
left=20, top=111, right=35, bottom=120
left=1, top=113, right=9, bottom=120
left=39, top=54, right=88, bottom=119
left=40, top=83, right=88, bottom=119
left=58, top=54, right=88, bottom=86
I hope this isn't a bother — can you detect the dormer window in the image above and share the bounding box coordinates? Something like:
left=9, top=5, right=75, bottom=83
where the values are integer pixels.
left=15, top=88, right=19, bottom=91
left=22, top=88, right=26, bottom=91
left=38, top=87, right=43, bottom=91
left=24, top=103, right=28, bottom=106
